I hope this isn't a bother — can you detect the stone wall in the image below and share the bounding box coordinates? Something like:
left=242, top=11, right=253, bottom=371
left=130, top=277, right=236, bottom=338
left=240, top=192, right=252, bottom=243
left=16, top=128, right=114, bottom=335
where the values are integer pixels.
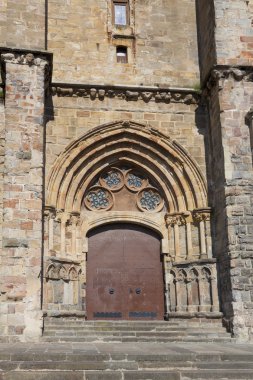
left=48, top=0, right=199, bottom=87
left=0, top=0, right=45, bottom=49
left=214, top=0, right=253, bottom=65
left=207, top=69, right=253, bottom=341
left=45, top=90, right=207, bottom=184
left=0, top=49, right=51, bottom=342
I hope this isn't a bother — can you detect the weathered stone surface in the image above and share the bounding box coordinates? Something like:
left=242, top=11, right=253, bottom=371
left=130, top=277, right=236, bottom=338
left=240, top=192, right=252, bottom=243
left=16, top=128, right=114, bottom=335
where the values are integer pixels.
left=0, top=0, right=253, bottom=344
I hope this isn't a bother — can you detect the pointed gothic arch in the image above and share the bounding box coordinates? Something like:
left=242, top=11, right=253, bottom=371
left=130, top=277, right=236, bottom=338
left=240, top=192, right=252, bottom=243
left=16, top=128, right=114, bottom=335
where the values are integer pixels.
left=46, top=120, right=207, bottom=213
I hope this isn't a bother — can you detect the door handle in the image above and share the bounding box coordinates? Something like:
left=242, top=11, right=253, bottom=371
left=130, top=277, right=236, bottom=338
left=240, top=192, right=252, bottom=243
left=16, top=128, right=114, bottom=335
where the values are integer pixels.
left=135, top=288, right=141, bottom=295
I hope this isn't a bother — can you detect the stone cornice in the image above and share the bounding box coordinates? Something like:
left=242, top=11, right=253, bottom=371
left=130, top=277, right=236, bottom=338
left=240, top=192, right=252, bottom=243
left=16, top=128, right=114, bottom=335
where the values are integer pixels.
left=0, top=47, right=53, bottom=67
left=51, top=82, right=200, bottom=105
left=204, top=65, right=253, bottom=93
left=0, top=47, right=53, bottom=92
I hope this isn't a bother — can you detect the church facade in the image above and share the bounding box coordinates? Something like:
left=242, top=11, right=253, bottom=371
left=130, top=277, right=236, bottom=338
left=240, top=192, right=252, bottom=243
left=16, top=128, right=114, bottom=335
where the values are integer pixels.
left=0, top=0, right=253, bottom=342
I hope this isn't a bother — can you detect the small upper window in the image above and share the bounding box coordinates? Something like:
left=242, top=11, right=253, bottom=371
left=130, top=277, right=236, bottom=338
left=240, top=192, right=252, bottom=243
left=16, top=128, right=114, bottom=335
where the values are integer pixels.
left=113, top=0, right=129, bottom=26
left=116, top=46, right=128, bottom=63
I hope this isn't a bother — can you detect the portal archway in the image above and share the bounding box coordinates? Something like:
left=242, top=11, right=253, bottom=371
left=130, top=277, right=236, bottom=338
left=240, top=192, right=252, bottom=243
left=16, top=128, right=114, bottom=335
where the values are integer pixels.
left=43, top=121, right=220, bottom=319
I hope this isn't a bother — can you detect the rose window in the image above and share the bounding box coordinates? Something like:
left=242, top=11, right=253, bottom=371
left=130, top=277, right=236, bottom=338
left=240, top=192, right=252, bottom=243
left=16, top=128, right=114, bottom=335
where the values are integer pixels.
left=84, top=167, right=165, bottom=212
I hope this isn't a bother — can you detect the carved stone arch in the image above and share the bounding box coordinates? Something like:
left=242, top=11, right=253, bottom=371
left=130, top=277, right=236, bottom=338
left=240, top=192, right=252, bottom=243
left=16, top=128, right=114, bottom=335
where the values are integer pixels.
left=69, top=266, right=78, bottom=281
left=201, top=266, right=212, bottom=280
left=177, top=269, right=187, bottom=282
left=46, top=264, right=58, bottom=280
left=200, top=266, right=212, bottom=311
left=59, top=265, right=68, bottom=281
left=170, top=269, right=177, bottom=280
left=46, top=121, right=207, bottom=214
left=189, top=267, right=199, bottom=281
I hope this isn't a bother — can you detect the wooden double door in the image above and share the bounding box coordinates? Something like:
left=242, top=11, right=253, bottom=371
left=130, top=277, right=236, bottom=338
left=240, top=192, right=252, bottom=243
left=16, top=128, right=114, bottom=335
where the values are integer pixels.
left=87, top=224, right=164, bottom=320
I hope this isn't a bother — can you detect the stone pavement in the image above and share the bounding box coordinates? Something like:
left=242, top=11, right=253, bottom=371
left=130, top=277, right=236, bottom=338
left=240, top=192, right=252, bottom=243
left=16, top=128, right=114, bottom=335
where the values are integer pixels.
left=0, top=341, right=253, bottom=379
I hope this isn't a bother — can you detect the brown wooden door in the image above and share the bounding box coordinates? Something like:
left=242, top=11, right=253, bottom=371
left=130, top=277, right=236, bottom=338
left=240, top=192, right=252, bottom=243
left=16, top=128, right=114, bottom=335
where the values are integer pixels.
left=86, top=224, right=164, bottom=320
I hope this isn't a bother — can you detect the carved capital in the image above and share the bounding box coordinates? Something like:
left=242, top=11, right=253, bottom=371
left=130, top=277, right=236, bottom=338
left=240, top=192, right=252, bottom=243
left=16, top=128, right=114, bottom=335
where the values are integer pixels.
left=192, top=208, right=211, bottom=223
left=44, top=206, right=56, bottom=219
left=165, top=213, right=186, bottom=227
left=69, top=212, right=80, bottom=226
left=55, top=210, right=70, bottom=224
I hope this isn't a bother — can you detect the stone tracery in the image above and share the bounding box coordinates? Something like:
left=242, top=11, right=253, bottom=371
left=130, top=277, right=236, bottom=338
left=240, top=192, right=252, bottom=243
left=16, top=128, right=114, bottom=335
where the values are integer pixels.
left=84, top=166, right=165, bottom=212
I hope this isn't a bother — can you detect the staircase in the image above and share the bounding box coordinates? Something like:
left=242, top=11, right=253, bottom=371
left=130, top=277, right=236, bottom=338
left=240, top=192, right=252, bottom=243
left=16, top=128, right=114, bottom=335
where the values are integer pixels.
left=1, top=340, right=253, bottom=379
left=42, top=317, right=232, bottom=343
left=2, top=319, right=253, bottom=380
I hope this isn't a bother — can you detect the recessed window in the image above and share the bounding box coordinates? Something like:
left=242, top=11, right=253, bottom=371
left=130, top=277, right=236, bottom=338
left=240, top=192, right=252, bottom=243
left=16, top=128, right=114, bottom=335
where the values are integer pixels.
left=116, top=46, right=128, bottom=63
left=113, top=0, right=129, bottom=26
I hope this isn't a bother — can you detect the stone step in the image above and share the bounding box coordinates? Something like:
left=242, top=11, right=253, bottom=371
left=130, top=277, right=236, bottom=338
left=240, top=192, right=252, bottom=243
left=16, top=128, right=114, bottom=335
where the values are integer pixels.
left=42, top=335, right=233, bottom=343
left=42, top=317, right=231, bottom=343
left=44, top=325, right=227, bottom=332
left=2, top=359, right=253, bottom=371
left=44, top=319, right=222, bottom=326
left=2, top=348, right=253, bottom=380
left=43, top=330, right=230, bottom=339
left=1, top=369, right=253, bottom=380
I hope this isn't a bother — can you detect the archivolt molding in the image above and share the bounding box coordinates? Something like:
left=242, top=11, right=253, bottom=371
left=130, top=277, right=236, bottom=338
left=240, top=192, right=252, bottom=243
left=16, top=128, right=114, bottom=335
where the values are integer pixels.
left=47, top=121, right=207, bottom=214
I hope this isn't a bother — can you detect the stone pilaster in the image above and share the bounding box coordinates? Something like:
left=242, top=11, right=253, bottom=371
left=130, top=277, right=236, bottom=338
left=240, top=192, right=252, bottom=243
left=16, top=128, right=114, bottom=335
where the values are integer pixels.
left=0, top=48, right=52, bottom=342
left=206, top=67, right=253, bottom=341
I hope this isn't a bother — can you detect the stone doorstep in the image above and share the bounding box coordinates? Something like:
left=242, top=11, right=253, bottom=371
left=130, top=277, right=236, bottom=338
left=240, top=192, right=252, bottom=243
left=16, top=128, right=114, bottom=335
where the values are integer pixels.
left=42, top=336, right=233, bottom=343
left=44, top=324, right=225, bottom=331
left=2, top=351, right=253, bottom=364
left=1, top=360, right=253, bottom=371
left=43, top=331, right=229, bottom=338
left=0, top=370, right=253, bottom=380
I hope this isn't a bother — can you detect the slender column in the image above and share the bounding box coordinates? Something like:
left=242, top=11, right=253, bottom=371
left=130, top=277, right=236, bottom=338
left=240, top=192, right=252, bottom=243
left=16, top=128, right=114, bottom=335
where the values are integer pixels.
left=165, top=213, right=186, bottom=261
left=193, top=209, right=212, bottom=259
left=43, top=209, right=50, bottom=256
left=186, top=218, right=193, bottom=259
left=57, top=211, right=69, bottom=256
left=45, top=206, right=55, bottom=253
left=70, top=213, right=80, bottom=257
left=49, top=217, right=54, bottom=252
left=199, top=220, right=207, bottom=256
left=174, top=223, right=180, bottom=259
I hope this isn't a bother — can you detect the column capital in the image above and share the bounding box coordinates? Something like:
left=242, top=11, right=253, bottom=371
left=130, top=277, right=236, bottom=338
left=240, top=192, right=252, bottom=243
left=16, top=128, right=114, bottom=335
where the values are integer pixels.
left=192, top=207, right=211, bottom=223
left=165, top=212, right=187, bottom=227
